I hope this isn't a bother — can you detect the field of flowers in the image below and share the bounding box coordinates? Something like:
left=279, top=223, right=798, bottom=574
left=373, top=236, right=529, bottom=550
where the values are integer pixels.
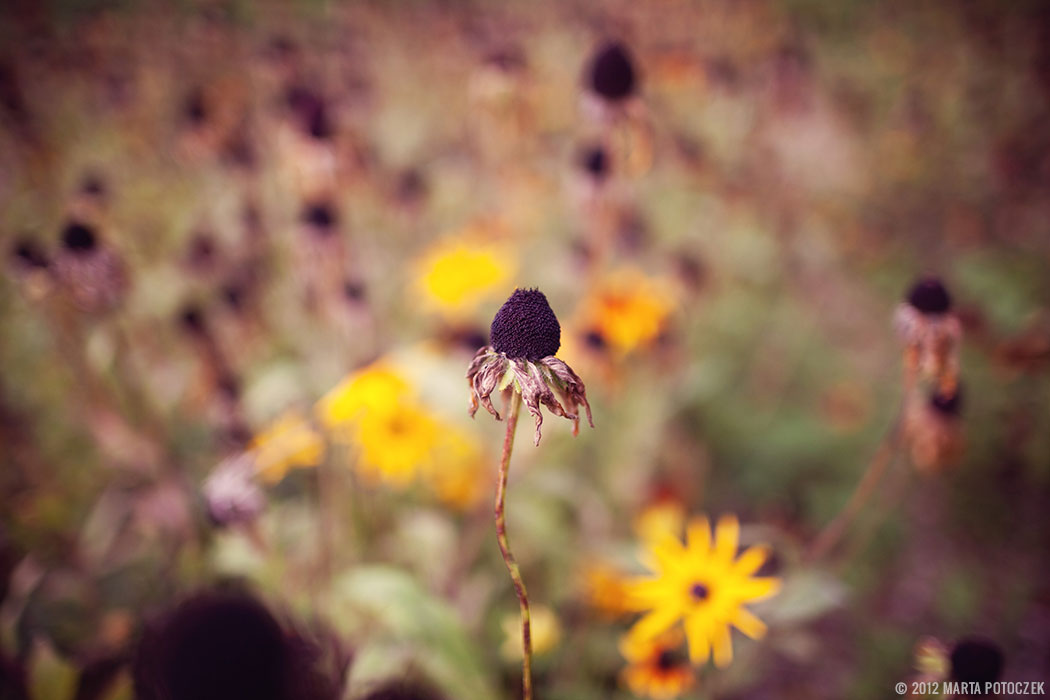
left=2, top=1, right=1049, bottom=699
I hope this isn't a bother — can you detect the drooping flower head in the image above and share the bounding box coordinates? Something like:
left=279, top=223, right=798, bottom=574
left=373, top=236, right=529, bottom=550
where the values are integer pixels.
left=467, top=288, right=593, bottom=445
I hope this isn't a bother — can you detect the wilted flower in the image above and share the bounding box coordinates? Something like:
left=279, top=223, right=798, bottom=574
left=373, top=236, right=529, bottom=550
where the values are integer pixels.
left=619, top=630, right=696, bottom=700
left=467, top=288, right=593, bottom=445
left=894, top=277, right=962, bottom=394
left=625, top=514, right=780, bottom=668
left=52, top=220, right=129, bottom=313
left=903, top=385, right=965, bottom=474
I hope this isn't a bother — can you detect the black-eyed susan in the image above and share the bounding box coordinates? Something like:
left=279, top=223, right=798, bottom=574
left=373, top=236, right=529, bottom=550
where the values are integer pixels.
left=466, top=287, right=593, bottom=700
left=351, top=401, right=441, bottom=488
left=577, top=269, right=674, bottom=357
left=620, top=630, right=696, bottom=700
left=317, top=362, right=410, bottom=433
left=467, top=288, right=593, bottom=445
left=625, top=514, right=780, bottom=669
left=413, top=225, right=515, bottom=318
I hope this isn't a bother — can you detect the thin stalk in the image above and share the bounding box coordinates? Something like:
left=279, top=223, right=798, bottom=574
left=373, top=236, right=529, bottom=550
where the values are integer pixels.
left=495, top=392, right=532, bottom=700
left=807, top=414, right=903, bottom=562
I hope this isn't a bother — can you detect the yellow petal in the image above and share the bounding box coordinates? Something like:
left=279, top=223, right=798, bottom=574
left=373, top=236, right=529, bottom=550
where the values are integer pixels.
left=732, top=545, right=770, bottom=578
left=684, top=614, right=710, bottom=666
left=629, top=607, right=680, bottom=644
left=712, top=624, right=734, bottom=668
left=686, top=517, right=712, bottom=557
left=731, top=607, right=768, bottom=640
left=736, top=576, right=782, bottom=602
left=714, top=514, right=739, bottom=563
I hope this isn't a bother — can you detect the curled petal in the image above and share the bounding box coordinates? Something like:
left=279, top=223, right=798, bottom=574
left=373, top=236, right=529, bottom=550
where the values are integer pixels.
left=466, top=347, right=506, bottom=420
left=542, top=356, right=594, bottom=433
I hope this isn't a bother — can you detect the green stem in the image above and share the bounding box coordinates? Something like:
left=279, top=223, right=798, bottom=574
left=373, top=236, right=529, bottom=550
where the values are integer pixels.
left=495, top=392, right=532, bottom=700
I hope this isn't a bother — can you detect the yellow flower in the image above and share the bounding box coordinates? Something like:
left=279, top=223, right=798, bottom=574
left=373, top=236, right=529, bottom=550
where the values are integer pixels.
left=580, top=561, right=633, bottom=618
left=634, top=500, right=686, bottom=545
left=620, top=630, right=697, bottom=700
left=500, top=605, right=561, bottom=661
left=352, top=402, right=441, bottom=487
left=425, top=428, right=487, bottom=510
left=414, top=227, right=514, bottom=316
left=626, top=514, right=780, bottom=669
left=316, top=363, right=409, bottom=432
left=251, top=411, right=325, bottom=484
left=579, top=270, right=674, bottom=355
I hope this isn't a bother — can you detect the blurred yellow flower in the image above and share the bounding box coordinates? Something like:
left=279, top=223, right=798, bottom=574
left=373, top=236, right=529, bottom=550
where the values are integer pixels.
left=620, top=630, right=696, bottom=700
left=352, top=401, right=441, bottom=487
left=501, top=605, right=561, bottom=661
left=634, top=500, right=686, bottom=545
left=579, top=270, right=674, bottom=354
left=414, top=227, right=514, bottom=316
left=626, top=514, right=780, bottom=668
left=581, top=561, right=633, bottom=618
left=317, top=363, right=410, bottom=432
left=251, top=411, right=325, bottom=483
left=425, top=428, right=487, bottom=510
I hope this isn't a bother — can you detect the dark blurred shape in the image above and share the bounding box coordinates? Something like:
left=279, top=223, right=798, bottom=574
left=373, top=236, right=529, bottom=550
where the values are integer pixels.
left=10, top=237, right=49, bottom=269
left=357, top=679, right=446, bottom=700
left=587, top=42, right=637, bottom=101
left=183, top=88, right=207, bottom=127
left=62, top=221, right=98, bottom=254
left=929, top=385, right=962, bottom=416
left=216, top=373, right=240, bottom=400
left=906, top=277, right=952, bottom=315
left=0, top=59, right=29, bottom=128
left=285, top=86, right=332, bottom=141
left=186, top=232, right=217, bottom=271
left=394, top=169, right=427, bottom=207
left=79, top=172, right=107, bottom=199
left=178, top=304, right=207, bottom=337
left=949, top=637, right=1003, bottom=687
left=582, top=329, right=606, bottom=351
left=579, top=144, right=610, bottom=180
left=74, top=655, right=126, bottom=700
left=484, top=46, right=527, bottom=73
left=343, top=279, right=366, bottom=302
left=133, top=590, right=291, bottom=700
left=302, top=201, right=338, bottom=234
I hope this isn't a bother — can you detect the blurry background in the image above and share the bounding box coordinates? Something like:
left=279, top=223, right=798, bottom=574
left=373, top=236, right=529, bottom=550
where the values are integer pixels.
left=1, top=0, right=1049, bottom=698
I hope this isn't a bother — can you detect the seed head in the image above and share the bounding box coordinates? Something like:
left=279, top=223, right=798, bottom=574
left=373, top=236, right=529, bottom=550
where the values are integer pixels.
left=588, top=42, right=637, bottom=101
left=62, top=221, right=98, bottom=254
left=490, top=288, right=561, bottom=361
left=929, top=386, right=962, bottom=416
left=949, top=637, right=1003, bottom=685
left=907, top=277, right=952, bottom=315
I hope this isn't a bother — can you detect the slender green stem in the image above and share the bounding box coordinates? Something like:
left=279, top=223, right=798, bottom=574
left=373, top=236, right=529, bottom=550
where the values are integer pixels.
left=495, top=392, right=532, bottom=700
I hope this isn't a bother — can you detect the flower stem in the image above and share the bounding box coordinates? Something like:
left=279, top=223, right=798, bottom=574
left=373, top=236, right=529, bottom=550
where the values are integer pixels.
left=495, top=392, right=533, bottom=700
left=807, top=413, right=903, bottom=562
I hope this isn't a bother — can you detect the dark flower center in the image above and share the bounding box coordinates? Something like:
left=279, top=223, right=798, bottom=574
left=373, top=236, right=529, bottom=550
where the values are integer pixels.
left=930, top=386, right=962, bottom=416
left=906, top=277, right=952, bottom=315
left=490, top=288, right=561, bottom=361
left=588, top=42, right=637, bottom=101
left=62, top=221, right=97, bottom=254
left=690, top=582, right=710, bottom=601
left=655, top=649, right=682, bottom=671
left=949, top=637, right=1003, bottom=685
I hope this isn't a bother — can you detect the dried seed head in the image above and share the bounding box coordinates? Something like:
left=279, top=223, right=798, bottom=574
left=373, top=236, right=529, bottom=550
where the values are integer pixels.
left=588, top=42, right=637, bottom=101
left=949, top=637, right=1003, bottom=685
left=490, top=288, right=561, bottom=361
left=929, top=386, right=962, bottom=416
left=62, top=221, right=98, bottom=254
left=906, top=277, right=952, bottom=315
left=580, top=145, right=610, bottom=179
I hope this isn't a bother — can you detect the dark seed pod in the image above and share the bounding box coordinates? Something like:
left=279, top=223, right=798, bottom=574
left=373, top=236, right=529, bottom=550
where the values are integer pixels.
left=580, top=145, right=610, bottom=179
left=490, top=288, right=561, bottom=361
left=906, top=277, right=952, bottom=315
left=949, top=637, right=1003, bottom=685
left=61, top=221, right=98, bottom=254
left=587, top=42, right=637, bottom=101
left=929, top=385, right=962, bottom=416
left=302, top=201, right=337, bottom=233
